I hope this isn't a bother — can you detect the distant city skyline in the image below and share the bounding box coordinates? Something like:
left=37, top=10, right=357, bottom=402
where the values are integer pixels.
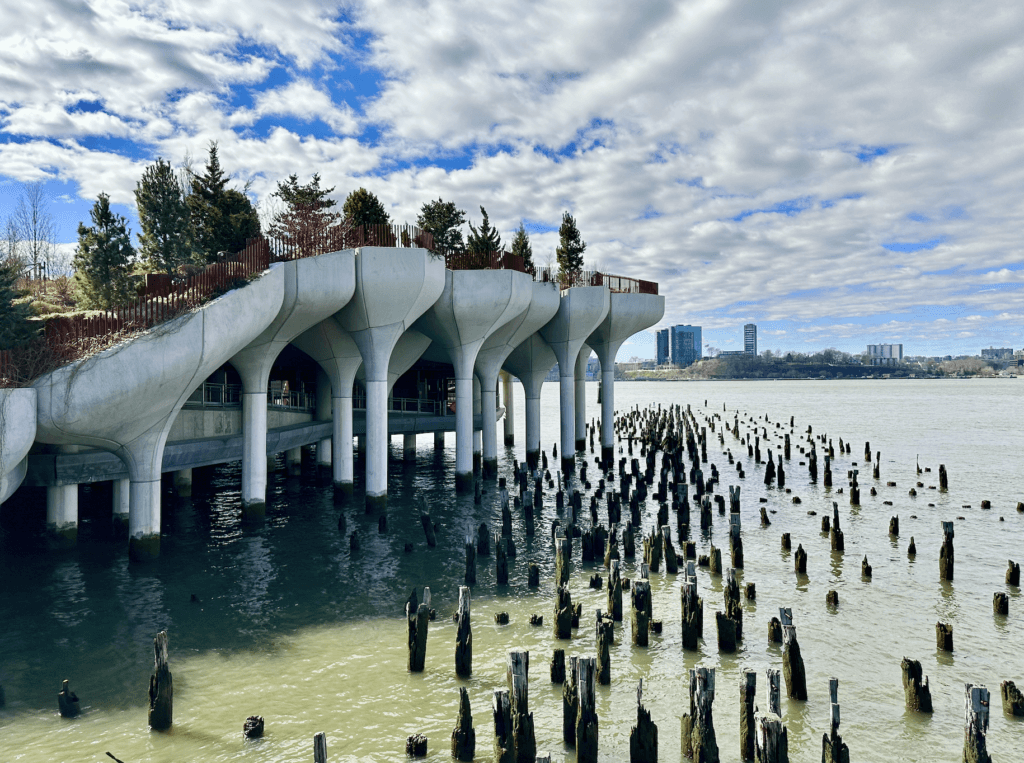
left=2, top=1, right=1022, bottom=358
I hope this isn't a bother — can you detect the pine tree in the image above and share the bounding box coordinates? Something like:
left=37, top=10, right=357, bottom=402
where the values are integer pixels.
left=268, top=173, right=344, bottom=252
left=416, top=198, right=466, bottom=254
left=466, top=206, right=502, bottom=261
left=555, top=210, right=586, bottom=281
left=510, top=221, right=534, bottom=271
left=135, top=158, right=194, bottom=276
left=0, top=257, right=37, bottom=349
left=187, top=143, right=260, bottom=262
left=73, top=193, right=136, bottom=309
left=343, top=187, right=391, bottom=228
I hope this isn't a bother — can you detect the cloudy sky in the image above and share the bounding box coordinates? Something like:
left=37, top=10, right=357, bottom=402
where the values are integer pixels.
left=2, top=0, right=1022, bottom=358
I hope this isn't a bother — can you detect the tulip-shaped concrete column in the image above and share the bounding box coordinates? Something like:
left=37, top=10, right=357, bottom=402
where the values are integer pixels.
left=0, top=388, right=37, bottom=506
left=503, top=333, right=558, bottom=469
left=32, top=268, right=284, bottom=560
left=336, top=248, right=445, bottom=510
left=413, top=269, right=533, bottom=491
left=539, top=286, right=610, bottom=473
left=501, top=371, right=515, bottom=445
left=231, top=251, right=356, bottom=518
left=574, top=344, right=592, bottom=451
left=474, top=281, right=560, bottom=475
left=587, top=292, right=665, bottom=463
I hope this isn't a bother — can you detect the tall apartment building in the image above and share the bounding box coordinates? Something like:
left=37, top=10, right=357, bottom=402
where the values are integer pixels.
left=671, top=324, right=702, bottom=367
left=656, top=329, right=670, bottom=366
left=866, top=344, right=904, bottom=366
left=981, top=347, right=1013, bottom=360
left=744, top=323, right=757, bottom=355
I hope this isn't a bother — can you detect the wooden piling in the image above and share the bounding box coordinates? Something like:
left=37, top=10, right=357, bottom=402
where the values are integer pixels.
left=508, top=650, right=535, bottom=763
left=493, top=689, right=514, bottom=763
left=455, top=586, right=472, bottom=677
left=962, top=683, right=991, bottom=763
left=1001, top=680, right=1024, bottom=716
left=782, top=625, right=807, bottom=700
left=901, top=658, right=933, bottom=712
left=753, top=712, right=788, bottom=763
left=420, top=512, right=437, bottom=547
left=889, top=515, right=899, bottom=536
left=740, top=670, right=756, bottom=760
left=550, top=649, right=565, bottom=684
left=781, top=532, right=791, bottom=550
left=631, top=576, right=652, bottom=646
left=148, top=631, right=173, bottom=730
left=936, top=621, right=954, bottom=651
left=681, top=561, right=703, bottom=650
left=597, top=611, right=614, bottom=685
left=562, top=655, right=579, bottom=745
left=465, top=538, right=476, bottom=585
left=709, top=545, right=723, bottom=575
left=554, top=537, right=571, bottom=588
left=630, top=679, right=658, bottom=763
left=940, top=521, right=955, bottom=581
left=862, top=555, right=872, bottom=578
left=451, top=687, right=475, bottom=761
left=554, top=586, right=573, bottom=639
left=993, top=592, right=1009, bottom=615
left=794, top=544, right=807, bottom=575
left=314, top=731, right=327, bottom=763
left=684, top=667, right=718, bottom=763
left=58, top=678, right=80, bottom=718
left=407, top=588, right=430, bottom=672
left=496, top=536, right=509, bottom=584
left=575, top=657, right=599, bottom=763
left=821, top=677, right=849, bottom=763
left=608, top=559, right=623, bottom=621
left=243, top=715, right=264, bottom=738
left=1007, top=560, right=1020, bottom=586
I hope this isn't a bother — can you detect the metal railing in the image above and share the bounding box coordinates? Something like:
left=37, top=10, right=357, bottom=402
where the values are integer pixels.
left=443, top=250, right=531, bottom=274
left=352, top=395, right=446, bottom=416
left=536, top=268, right=659, bottom=295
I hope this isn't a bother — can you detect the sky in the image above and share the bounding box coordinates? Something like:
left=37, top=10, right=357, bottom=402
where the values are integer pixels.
left=2, top=0, right=1023, bottom=360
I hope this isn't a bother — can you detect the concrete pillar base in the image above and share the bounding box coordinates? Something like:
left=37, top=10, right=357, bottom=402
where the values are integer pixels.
left=455, top=471, right=475, bottom=493
left=241, top=500, right=267, bottom=522
left=112, top=477, right=130, bottom=537
left=575, top=437, right=586, bottom=452
left=434, top=431, right=445, bottom=448
left=526, top=450, right=540, bottom=470
left=334, top=481, right=353, bottom=503
left=173, top=468, right=192, bottom=497
left=483, top=457, right=498, bottom=477
left=45, top=522, right=77, bottom=550
left=112, top=512, right=129, bottom=538
left=472, top=452, right=481, bottom=473
left=562, top=456, right=575, bottom=474
left=504, top=434, right=515, bottom=446
left=403, top=433, right=417, bottom=461
left=128, top=533, right=160, bottom=562
left=286, top=447, right=302, bottom=476
left=365, top=492, right=387, bottom=513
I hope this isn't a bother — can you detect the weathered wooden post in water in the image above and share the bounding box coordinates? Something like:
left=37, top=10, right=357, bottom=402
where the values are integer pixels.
left=596, top=611, right=614, bottom=685
left=451, top=687, right=475, bottom=761
left=681, top=666, right=719, bottom=763
left=555, top=536, right=570, bottom=587
left=493, top=689, right=514, bottom=763
left=630, top=679, right=658, bottom=763
left=631, top=571, right=652, bottom=646
left=608, top=559, right=623, bottom=621
left=563, top=655, right=579, bottom=745
left=508, top=650, right=535, bottom=762
left=753, top=711, right=788, bottom=763
left=455, top=586, right=472, bottom=677
left=940, top=521, right=955, bottom=581
left=740, top=670, right=756, bottom=760
left=314, top=731, right=327, bottom=763
left=782, top=624, right=807, bottom=700
left=1001, top=680, right=1024, bottom=716
left=148, top=630, right=173, bottom=730
left=681, top=560, right=704, bottom=650
left=57, top=679, right=80, bottom=718
left=576, top=657, right=599, bottom=763
left=464, top=537, right=476, bottom=585
left=936, top=622, right=954, bottom=651
left=901, top=658, right=933, bottom=712
left=407, top=587, right=430, bottom=672
left=554, top=586, right=573, bottom=639
left=963, top=683, right=991, bottom=763
left=821, top=677, right=849, bottom=763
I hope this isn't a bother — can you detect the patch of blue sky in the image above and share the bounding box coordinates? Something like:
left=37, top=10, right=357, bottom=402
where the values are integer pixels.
left=648, top=141, right=684, bottom=164
left=0, top=176, right=136, bottom=243
left=882, top=237, right=945, bottom=253
left=942, top=205, right=968, bottom=220
left=66, top=99, right=106, bottom=113
left=76, top=134, right=152, bottom=162
left=731, top=196, right=813, bottom=222
left=523, top=219, right=558, bottom=234
left=850, top=144, right=896, bottom=163
left=820, top=193, right=863, bottom=209
left=680, top=177, right=704, bottom=188
left=635, top=206, right=661, bottom=221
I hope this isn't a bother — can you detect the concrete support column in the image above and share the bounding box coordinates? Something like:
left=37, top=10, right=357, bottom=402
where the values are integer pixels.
left=315, top=369, right=332, bottom=472
left=46, top=444, right=78, bottom=549
left=502, top=370, right=515, bottom=446
left=601, top=364, right=616, bottom=464
left=454, top=376, right=474, bottom=491
left=480, top=378, right=499, bottom=476
left=128, top=479, right=162, bottom=561
left=559, top=366, right=576, bottom=474
left=357, top=434, right=366, bottom=453
left=472, top=377, right=482, bottom=474
left=112, top=477, right=130, bottom=536
left=404, top=433, right=417, bottom=461
left=173, top=468, right=192, bottom=497
left=333, top=396, right=353, bottom=496
left=241, top=391, right=269, bottom=519
left=575, top=348, right=589, bottom=451
left=286, top=447, right=302, bottom=476
left=434, top=430, right=446, bottom=449
left=365, top=379, right=388, bottom=511
left=525, top=394, right=542, bottom=468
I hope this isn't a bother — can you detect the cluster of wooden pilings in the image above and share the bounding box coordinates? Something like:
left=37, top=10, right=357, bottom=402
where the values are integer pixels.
left=30, top=398, right=1021, bottom=762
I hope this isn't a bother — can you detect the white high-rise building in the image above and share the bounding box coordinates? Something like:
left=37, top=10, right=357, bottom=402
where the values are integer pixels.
left=867, top=344, right=903, bottom=366
left=744, top=324, right=757, bottom=356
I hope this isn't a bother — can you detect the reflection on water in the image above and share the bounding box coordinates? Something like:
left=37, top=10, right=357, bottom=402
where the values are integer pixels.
left=0, top=380, right=1022, bottom=762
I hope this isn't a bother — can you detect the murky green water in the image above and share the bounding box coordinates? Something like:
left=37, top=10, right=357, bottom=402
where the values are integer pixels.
left=1, top=379, right=1022, bottom=761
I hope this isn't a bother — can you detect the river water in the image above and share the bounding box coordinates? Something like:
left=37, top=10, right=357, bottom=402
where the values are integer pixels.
left=0, top=379, right=1021, bottom=762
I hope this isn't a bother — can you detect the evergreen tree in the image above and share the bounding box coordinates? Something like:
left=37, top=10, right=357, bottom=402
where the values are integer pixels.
left=510, top=221, right=534, bottom=271
left=187, top=143, right=260, bottom=262
left=342, top=187, right=391, bottom=228
left=135, top=158, right=194, bottom=276
left=555, top=210, right=586, bottom=280
left=0, top=257, right=37, bottom=349
left=416, top=198, right=466, bottom=254
left=73, top=193, right=136, bottom=309
left=466, top=206, right=502, bottom=257
left=268, top=173, right=343, bottom=251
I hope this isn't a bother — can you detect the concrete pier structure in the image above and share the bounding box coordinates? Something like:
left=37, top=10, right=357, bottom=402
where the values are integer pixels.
left=31, top=265, right=285, bottom=560
left=475, top=281, right=559, bottom=476
left=414, top=269, right=532, bottom=491
left=574, top=346, right=590, bottom=451
left=112, top=477, right=130, bottom=535
left=46, top=444, right=79, bottom=548
left=0, top=388, right=37, bottom=505
left=501, top=371, right=515, bottom=445
left=231, top=251, right=355, bottom=518
left=335, top=247, right=445, bottom=510
left=539, top=286, right=610, bottom=473
left=503, top=334, right=558, bottom=468
left=586, top=293, right=664, bottom=463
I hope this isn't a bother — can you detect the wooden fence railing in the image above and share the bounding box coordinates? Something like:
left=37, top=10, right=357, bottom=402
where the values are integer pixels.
left=536, top=268, right=659, bottom=295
